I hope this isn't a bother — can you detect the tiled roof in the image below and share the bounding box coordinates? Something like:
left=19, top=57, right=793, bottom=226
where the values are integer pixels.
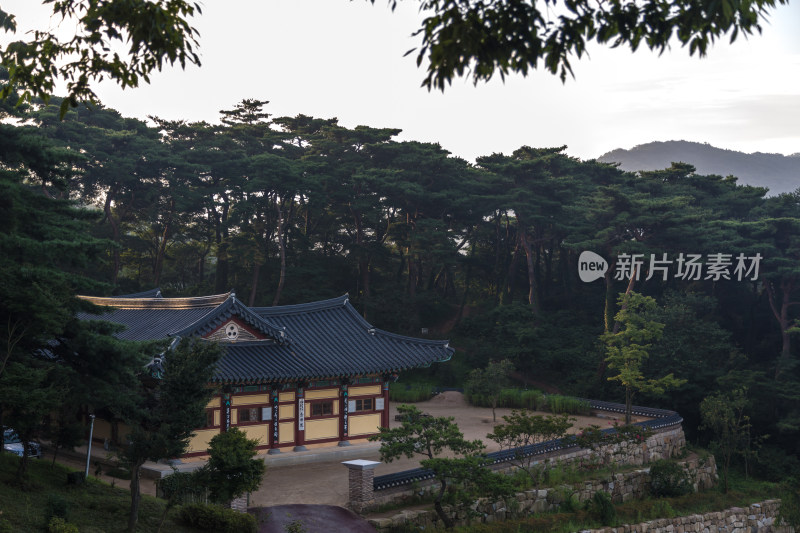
left=76, top=293, right=232, bottom=341
left=77, top=292, right=453, bottom=383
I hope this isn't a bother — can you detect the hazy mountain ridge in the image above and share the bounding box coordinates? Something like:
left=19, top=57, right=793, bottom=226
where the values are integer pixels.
left=597, top=141, right=800, bottom=195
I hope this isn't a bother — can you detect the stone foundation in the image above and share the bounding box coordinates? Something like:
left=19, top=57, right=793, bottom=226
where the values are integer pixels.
left=368, top=455, right=717, bottom=531
left=583, top=500, right=793, bottom=533
left=366, top=425, right=686, bottom=510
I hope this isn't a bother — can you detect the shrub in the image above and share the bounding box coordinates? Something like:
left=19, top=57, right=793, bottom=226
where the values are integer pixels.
left=389, top=383, right=433, bottom=403
left=178, top=503, right=257, bottom=533
left=586, top=491, right=616, bottom=526
left=649, top=500, right=676, bottom=519
left=158, top=470, right=208, bottom=505
left=45, top=493, right=70, bottom=522
left=0, top=518, right=12, bottom=533
left=47, top=517, right=79, bottom=533
left=648, top=460, right=692, bottom=497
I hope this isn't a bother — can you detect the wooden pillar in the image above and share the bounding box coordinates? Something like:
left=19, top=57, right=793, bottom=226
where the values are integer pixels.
left=381, top=377, right=391, bottom=429
left=268, top=385, right=281, bottom=454
left=294, top=382, right=307, bottom=452
left=338, top=379, right=350, bottom=447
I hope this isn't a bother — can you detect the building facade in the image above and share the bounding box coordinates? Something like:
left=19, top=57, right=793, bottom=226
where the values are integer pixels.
left=78, top=291, right=453, bottom=456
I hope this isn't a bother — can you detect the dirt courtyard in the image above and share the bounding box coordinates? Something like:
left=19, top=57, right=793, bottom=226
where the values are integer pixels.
left=54, top=392, right=634, bottom=507
left=249, top=391, right=632, bottom=507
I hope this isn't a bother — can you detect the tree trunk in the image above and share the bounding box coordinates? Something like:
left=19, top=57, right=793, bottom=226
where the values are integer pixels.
left=625, top=387, right=633, bottom=425
left=103, top=193, right=122, bottom=284
left=248, top=263, right=261, bottom=307
left=766, top=278, right=796, bottom=380
left=272, top=201, right=287, bottom=306
left=518, top=228, right=540, bottom=315
left=128, top=461, right=144, bottom=532
left=152, top=209, right=173, bottom=288
left=434, top=478, right=454, bottom=529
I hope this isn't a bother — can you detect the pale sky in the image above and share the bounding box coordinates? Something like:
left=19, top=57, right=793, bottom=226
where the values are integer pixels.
left=3, top=0, right=799, bottom=161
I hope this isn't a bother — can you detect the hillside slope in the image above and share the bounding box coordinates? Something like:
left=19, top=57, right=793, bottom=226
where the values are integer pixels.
left=597, top=140, right=800, bottom=195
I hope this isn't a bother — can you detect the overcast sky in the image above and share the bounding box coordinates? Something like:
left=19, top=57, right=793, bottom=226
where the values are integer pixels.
left=4, top=0, right=799, bottom=161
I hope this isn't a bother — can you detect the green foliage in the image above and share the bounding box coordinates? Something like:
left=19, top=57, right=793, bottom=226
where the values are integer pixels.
left=0, top=1, right=202, bottom=116
left=285, top=519, right=307, bottom=533
left=44, top=493, right=70, bottom=522
left=648, top=460, right=693, bottom=498
left=586, top=491, right=616, bottom=526
left=778, top=477, right=800, bottom=529
left=700, top=388, right=753, bottom=493
left=199, top=427, right=266, bottom=505
left=177, top=503, right=257, bottom=533
left=604, top=292, right=685, bottom=424
left=117, top=337, right=222, bottom=532
left=47, top=517, right=79, bottom=533
left=376, top=0, right=785, bottom=90
left=488, top=411, right=574, bottom=482
left=649, top=500, right=677, bottom=519
left=389, top=382, right=434, bottom=403
left=546, top=395, right=591, bottom=415
left=465, top=359, right=515, bottom=421
left=157, top=471, right=207, bottom=505
left=371, top=404, right=513, bottom=528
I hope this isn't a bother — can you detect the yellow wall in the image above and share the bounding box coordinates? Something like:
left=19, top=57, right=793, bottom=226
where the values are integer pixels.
left=188, top=429, right=218, bottom=453
left=279, top=391, right=295, bottom=402
left=205, top=398, right=218, bottom=409
left=279, top=404, right=295, bottom=420
left=349, top=413, right=381, bottom=436
left=231, top=410, right=238, bottom=425
left=305, top=418, right=338, bottom=441
left=233, top=394, right=269, bottom=406
left=279, top=422, right=294, bottom=444
left=306, top=388, right=338, bottom=400
left=350, top=385, right=381, bottom=397
left=214, top=410, right=220, bottom=426
left=93, top=419, right=113, bottom=441
left=239, top=424, right=268, bottom=446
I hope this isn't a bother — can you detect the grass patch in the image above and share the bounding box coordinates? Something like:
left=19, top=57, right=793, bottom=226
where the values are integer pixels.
left=0, top=452, right=202, bottom=532
left=390, top=382, right=435, bottom=403
left=466, top=389, right=590, bottom=415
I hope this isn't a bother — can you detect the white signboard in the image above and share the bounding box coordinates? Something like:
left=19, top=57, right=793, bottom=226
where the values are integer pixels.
left=262, top=407, right=271, bottom=421
left=375, top=398, right=384, bottom=411
left=298, top=399, right=305, bottom=431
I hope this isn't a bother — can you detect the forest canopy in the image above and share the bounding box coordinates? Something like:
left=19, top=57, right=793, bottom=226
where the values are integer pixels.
left=2, top=96, right=800, bottom=479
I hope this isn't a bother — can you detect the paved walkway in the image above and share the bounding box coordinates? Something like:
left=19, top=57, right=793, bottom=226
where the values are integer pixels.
left=252, top=505, right=376, bottom=533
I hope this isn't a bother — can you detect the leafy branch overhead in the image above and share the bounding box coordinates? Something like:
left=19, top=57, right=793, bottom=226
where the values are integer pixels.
left=376, top=0, right=787, bottom=89
left=0, top=1, right=202, bottom=117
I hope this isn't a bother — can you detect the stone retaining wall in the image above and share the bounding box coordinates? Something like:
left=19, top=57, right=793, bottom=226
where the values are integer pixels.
left=583, top=500, right=793, bottom=533
left=365, top=425, right=685, bottom=510
left=368, top=455, right=717, bottom=531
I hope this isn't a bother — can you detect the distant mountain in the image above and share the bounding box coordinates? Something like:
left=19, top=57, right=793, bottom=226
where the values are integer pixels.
left=597, top=141, right=800, bottom=195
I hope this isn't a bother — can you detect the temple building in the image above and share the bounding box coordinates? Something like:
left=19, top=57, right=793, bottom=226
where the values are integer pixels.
left=77, top=290, right=453, bottom=457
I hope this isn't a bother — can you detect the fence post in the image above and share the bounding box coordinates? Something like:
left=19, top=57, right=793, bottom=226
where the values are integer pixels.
left=342, top=459, right=381, bottom=513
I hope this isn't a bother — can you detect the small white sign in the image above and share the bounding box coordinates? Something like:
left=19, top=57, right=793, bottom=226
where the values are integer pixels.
left=376, top=398, right=384, bottom=411
left=298, top=399, right=305, bottom=431
left=262, top=407, right=271, bottom=421
left=348, top=400, right=356, bottom=412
